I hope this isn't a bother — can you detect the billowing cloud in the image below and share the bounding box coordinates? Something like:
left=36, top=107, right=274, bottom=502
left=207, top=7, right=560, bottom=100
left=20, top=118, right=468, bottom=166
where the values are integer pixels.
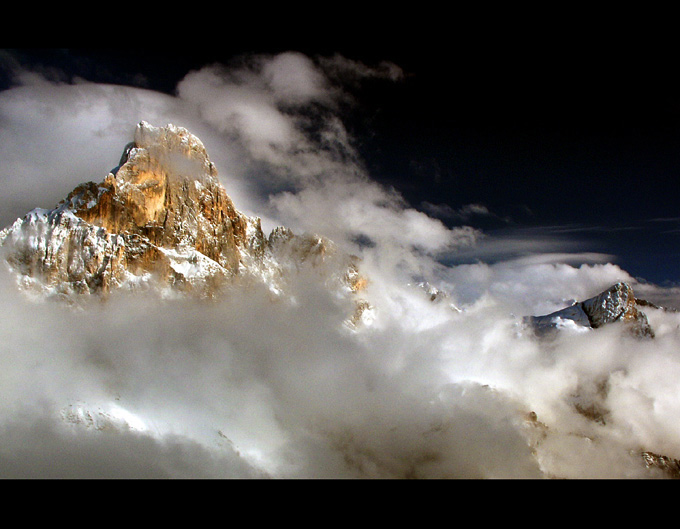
left=173, top=51, right=469, bottom=284
left=2, top=51, right=680, bottom=478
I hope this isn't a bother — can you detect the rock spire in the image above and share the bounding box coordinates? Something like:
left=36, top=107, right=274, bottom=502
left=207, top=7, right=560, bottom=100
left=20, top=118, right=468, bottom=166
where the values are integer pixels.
left=0, top=122, right=367, bottom=306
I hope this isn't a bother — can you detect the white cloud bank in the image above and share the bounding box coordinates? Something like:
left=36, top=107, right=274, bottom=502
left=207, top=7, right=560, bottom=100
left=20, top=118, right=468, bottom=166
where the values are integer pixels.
left=1, top=51, right=680, bottom=478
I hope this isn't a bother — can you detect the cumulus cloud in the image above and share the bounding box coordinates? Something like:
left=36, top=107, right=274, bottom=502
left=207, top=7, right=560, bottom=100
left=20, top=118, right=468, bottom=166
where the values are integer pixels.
left=2, top=51, right=680, bottom=478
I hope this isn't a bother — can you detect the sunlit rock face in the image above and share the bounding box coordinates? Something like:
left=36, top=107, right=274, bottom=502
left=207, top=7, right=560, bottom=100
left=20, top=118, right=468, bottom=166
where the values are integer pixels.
left=0, top=122, right=367, bottom=305
left=75, top=121, right=251, bottom=275
left=525, top=282, right=655, bottom=338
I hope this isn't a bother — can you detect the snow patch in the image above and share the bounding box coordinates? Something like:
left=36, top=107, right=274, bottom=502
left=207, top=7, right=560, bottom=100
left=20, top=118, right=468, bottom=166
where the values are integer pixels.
left=61, top=401, right=150, bottom=433
left=159, top=246, right=226, bottom=280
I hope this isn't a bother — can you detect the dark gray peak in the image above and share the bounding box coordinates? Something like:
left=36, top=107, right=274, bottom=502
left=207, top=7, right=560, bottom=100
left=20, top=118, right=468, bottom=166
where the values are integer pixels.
left=580, top=282, right=636, bottom=328
left=525, top=282, right=654, bottom=338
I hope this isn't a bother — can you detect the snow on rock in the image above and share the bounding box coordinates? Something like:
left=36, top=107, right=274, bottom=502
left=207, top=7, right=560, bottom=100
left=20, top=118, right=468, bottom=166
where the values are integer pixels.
left=61, top=401, right=149, bottom=433
left=0, top=122, right=368, bottom=313
left=524, top=282, right=655, bottom=338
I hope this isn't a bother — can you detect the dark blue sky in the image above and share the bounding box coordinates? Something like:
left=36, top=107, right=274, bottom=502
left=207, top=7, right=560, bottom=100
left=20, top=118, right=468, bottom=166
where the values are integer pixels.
left=3, top=38, right=680, bottom=285
left=357, top=51, right=680, bottom=285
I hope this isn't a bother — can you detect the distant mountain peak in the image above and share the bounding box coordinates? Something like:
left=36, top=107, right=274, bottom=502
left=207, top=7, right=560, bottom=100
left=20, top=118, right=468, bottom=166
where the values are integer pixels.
left=525, top=281, right=655, bottom=338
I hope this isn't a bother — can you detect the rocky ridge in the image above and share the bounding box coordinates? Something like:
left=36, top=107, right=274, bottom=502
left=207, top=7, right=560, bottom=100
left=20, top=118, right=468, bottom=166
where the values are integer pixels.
left=524, top=282, right=655, bottom=338
left=0, top=122, right=369, bottom=317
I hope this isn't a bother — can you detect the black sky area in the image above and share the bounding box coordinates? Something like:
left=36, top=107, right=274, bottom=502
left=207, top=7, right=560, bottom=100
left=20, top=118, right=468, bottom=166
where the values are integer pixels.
left=3, top=38, right=680, bottom=285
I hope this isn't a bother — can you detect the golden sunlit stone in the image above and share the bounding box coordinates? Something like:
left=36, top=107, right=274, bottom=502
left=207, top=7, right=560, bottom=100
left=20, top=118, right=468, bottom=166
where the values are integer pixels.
left=0, top=122, right=369, bottom=316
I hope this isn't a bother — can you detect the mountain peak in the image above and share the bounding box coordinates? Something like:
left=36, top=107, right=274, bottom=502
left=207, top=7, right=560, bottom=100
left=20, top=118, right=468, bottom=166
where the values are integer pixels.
left=124, top=121, right=216, bottom=181
left=69, top=121, right=249, bottom=274
left=525, top=281, right=655, bottom=338
left=0, top=122, right=368, bottom=309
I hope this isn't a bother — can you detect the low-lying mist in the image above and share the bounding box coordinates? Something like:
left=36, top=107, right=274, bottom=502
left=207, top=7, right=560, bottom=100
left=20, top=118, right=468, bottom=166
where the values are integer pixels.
left=2, top=245, right=680, bottom=478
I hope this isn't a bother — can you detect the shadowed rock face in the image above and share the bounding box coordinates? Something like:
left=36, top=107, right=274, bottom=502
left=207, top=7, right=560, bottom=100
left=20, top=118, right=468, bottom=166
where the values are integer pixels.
left=0, top=122, right=367, bottom=305
left=525, top=282, right=655, bottom=338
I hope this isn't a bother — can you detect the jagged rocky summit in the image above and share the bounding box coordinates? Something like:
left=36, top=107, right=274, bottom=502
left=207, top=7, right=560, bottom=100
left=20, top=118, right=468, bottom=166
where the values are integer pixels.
left=0, top=122, right=368, bottom=312
left=525, top=282, right=655, bottom=338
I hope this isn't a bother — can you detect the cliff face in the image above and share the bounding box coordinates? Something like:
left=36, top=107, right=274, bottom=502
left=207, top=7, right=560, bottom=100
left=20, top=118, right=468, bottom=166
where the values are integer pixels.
left=73, top=123, right=255, bottom=271
left=0, top=122, right=366, bottom=305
